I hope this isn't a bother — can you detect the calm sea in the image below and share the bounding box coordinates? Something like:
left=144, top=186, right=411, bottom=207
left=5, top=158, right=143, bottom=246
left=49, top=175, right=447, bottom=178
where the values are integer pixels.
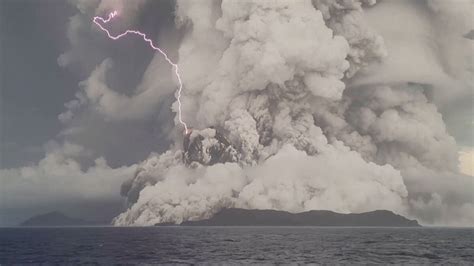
left=1, top=227, right=473, bottom=264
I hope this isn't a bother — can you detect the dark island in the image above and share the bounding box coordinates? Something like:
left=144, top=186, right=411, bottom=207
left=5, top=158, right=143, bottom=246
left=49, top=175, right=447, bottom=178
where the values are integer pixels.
left=160, top=208, right=420, bottom=227
left=20, top=211, right=99, bottom=227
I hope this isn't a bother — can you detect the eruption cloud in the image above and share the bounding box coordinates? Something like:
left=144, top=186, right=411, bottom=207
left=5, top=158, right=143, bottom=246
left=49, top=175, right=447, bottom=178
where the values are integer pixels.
left=3, top=0, right=469, bottom=228
left=65, top=0, right=472, bottom=227
left=93, top=11, right=189, bottom=134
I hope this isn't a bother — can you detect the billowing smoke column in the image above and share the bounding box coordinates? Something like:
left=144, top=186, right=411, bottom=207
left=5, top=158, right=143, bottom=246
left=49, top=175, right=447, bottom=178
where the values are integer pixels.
left=86, top=0, right=473, bottom=226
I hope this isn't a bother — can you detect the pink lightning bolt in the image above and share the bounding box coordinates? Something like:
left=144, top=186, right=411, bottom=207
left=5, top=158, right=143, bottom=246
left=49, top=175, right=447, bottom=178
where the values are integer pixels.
left=93, top=11, right=189, bottom=134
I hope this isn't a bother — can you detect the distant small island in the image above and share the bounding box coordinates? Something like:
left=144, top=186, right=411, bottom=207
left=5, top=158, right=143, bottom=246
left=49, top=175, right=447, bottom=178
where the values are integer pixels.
left=20, top=211, right=100, bottom=227
left=158, top=208, right=420, bottom=227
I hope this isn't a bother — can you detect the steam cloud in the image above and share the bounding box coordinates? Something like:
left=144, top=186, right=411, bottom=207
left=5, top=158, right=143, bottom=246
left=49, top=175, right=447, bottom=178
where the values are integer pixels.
left=113, top=0, right=474, bottom=226
left=2, top=0, right=472, bottom=226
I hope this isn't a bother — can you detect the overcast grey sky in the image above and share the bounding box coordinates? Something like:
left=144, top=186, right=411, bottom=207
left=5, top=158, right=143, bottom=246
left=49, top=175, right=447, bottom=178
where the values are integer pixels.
left=1, top=0, right=177, bottom=169
left=1, top=0, right=472, bottom=170
left=1, top=0, right=77, bottom=168
left=0, top=0, right=472, bottom=226
left=0, top=0, right=177, bottom=225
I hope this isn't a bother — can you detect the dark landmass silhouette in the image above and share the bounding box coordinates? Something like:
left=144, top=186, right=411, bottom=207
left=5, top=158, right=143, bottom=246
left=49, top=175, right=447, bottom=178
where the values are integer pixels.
left=20, top=211, right=101, bottom=226
left=158, top=208, right=420, bottom=227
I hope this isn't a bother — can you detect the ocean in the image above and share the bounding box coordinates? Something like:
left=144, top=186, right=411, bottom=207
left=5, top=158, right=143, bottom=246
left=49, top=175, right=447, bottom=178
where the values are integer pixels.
left=1, top=227, right=472, bottom=264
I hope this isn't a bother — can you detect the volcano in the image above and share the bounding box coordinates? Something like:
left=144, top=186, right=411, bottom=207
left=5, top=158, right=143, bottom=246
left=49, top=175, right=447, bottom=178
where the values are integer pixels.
left=183, top=128, right=239, bottom=166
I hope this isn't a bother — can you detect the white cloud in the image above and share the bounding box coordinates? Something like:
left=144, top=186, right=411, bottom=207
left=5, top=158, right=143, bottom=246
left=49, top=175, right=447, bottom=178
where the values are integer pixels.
left=114, top=143, right=408, bottom=226
left=459, top=147, right=474, bottom=176
left=0, top=142, right=136, bottom=214
left=4, top=0, right=472, bottom=227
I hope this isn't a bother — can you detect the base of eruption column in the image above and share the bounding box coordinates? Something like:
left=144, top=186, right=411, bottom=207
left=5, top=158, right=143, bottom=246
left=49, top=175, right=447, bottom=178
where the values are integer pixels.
left=182, top=127, right=239, bottom=166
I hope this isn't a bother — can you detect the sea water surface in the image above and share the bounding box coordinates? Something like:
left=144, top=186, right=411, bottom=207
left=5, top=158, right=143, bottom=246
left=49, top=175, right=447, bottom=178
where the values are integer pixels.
left=1, top=227, right=473, bottom=264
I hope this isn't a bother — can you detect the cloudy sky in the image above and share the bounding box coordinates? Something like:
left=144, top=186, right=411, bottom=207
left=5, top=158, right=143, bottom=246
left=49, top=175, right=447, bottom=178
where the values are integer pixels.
left=1, top=0, right=75, bottom=168
left=0, top=0, right=473, bottom=226
left=1, top=0, right=181, bottom=225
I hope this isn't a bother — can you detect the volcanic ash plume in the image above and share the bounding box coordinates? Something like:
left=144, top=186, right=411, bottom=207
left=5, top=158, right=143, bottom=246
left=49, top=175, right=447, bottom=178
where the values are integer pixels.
left=112, top=0, right=473, bottom=226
